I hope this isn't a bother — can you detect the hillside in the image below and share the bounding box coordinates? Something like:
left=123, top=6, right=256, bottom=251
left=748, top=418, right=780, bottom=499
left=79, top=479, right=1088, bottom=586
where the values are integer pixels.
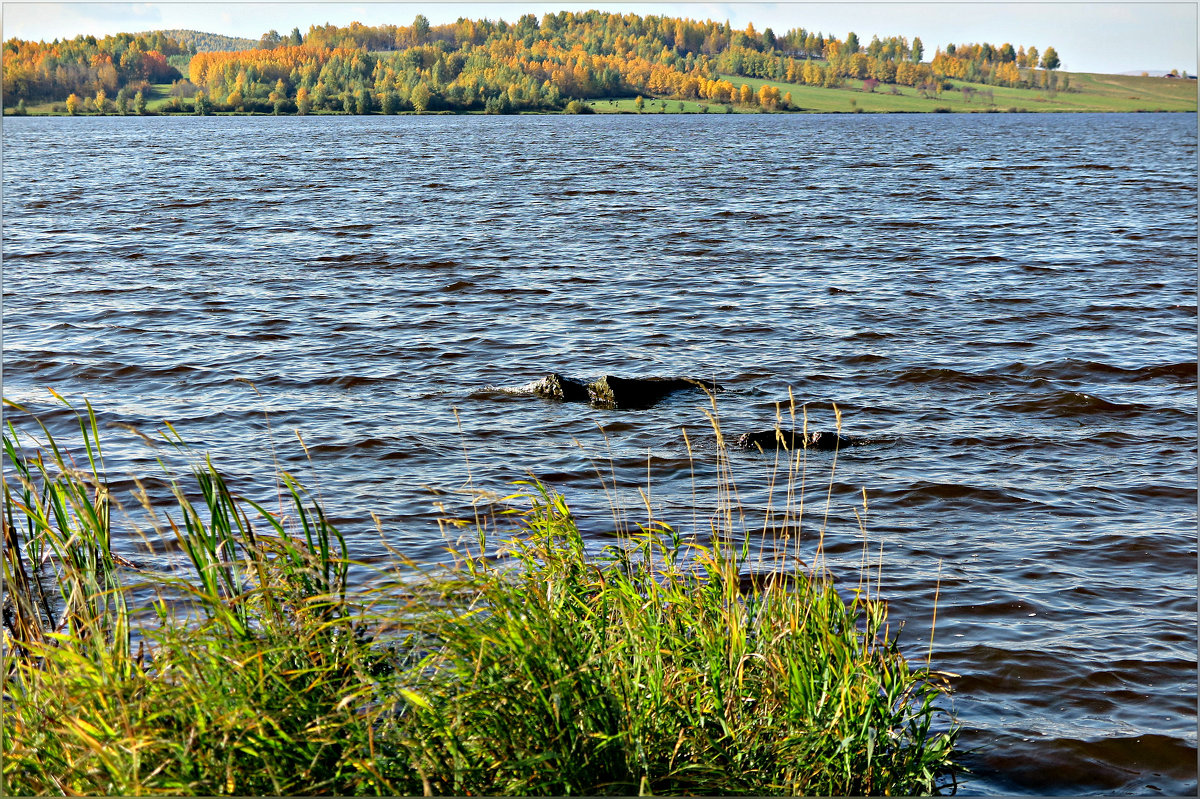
left=140, top=29, right=257, bottom=53
left=4, top=12, right=1196, bottom=114
left=684, top=69, right=1199, bottom=113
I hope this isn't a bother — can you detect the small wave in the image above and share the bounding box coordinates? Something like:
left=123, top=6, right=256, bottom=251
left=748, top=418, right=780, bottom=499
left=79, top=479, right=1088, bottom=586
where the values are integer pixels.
left=77, top=286, right=133, bottom=296
left=1141, top=361, right=1198, bottom=381
left=971, top=295, right=1035, bottom=305
left=1083, top=302, right=1168, bottom=314
left=476, top=377, right=554, bottom=398
left=980, top=162, right=1045, bottom=170
left=873, top=219, right=927, bottom=229
left=472, top=388, right=527, bottom=401
left=1020, top=263, right=1077, bottom=273
left=297, top=434, right=429, bottom=460
left=1005, top=359, right=1197, bottom=383
left=893, top=481, right=1030, bottom=508
left=1084, top=429, right=1148, bottom=445
left=844, top=330, right=893, bottom=341
left=995, top=390, right=1171, bottom=419
left=313, top=253, right=389, bottom=266
left=893, top=366, right=1014, bottom=389
left=951, top=254, right=1009, bottom=265
left=313, top=374, right=394, bottom=390
left=964, top=732, right=1197, bottom=795
left=74, top=362, right=207, bottom=381
left=843, top=353, right=887, bottom=365
left=441, top=280, right=474, bottom=292
left=713, top=210, right=770, bottom=220
left=1118, top=483, right=1198, bottom=502
left=560, top=188, right=624, bottom=196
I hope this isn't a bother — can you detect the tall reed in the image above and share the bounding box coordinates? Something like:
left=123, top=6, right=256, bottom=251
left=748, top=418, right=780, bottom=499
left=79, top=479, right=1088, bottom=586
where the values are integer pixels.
left=2, top=394, right=958, bottom=795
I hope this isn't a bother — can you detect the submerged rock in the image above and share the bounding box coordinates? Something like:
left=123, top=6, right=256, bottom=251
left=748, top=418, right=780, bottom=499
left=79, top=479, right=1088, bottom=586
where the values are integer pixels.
left=586, top=375, right=720, bottom=409
left=500, top=373, right=720, bottom=409
left=734, top=429, right=861, bottom=452
left=526, top=372, right=591, bottom=403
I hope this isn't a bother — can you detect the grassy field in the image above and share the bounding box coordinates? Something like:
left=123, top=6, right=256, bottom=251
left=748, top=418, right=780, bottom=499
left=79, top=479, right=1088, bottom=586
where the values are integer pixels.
left=587, top=97, right=743, bottom=113
left=589, top=70, right=1197, bottom=114
left=12, top=82, right=177, bottom=115
left=144, top=82, right=177, bottom=112
left=716, top=70, right=1197, bottom=113
left=3, top=396, right=959, bottom=795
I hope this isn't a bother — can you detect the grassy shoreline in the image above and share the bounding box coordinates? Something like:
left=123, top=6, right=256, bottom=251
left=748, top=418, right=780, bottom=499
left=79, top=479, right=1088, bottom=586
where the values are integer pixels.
left=8, top=70, right=1194, bottom=116
left=2, top=397, right=959, bottom=795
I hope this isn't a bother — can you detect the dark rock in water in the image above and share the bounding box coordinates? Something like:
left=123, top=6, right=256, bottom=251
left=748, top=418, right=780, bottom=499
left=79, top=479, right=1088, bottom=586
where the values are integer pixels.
left=500, top=373, right=720, bottom=409
left=586, top=375, right=721, bottom=409
left=527, top=372, right=590, bottom=403
left=734, top=429, right=860, bottom=452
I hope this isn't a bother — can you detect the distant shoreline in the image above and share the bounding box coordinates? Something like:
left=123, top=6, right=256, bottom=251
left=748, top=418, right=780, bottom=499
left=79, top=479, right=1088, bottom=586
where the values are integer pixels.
left=7, top=16, right=1194, bottom=122
left=8, top=107, right=1195, bottom=116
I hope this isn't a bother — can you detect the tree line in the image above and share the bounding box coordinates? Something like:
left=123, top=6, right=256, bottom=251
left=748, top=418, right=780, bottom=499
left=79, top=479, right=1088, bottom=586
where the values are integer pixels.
left=3, top=10, right=1064, bottom=113
left=145, top=29, right=257, bottom=53
left=3, top=31, right=187, bottom=103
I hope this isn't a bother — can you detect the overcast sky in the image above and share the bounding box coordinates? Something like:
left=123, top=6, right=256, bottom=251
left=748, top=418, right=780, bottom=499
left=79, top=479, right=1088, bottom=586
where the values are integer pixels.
left=2, top=2, right=1196, bottom=75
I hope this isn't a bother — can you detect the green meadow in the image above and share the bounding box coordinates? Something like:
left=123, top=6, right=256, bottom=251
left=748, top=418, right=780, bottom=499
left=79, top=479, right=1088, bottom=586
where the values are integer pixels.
left=583, top=71, right=1196, bottom=115
left=719, top=70, right=1198, bottom=113
left=587, top=97, right=743, bottom=113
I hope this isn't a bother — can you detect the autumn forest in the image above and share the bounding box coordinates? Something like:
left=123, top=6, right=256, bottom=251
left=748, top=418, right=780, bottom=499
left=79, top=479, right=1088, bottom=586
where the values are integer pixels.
left=2, top=10, right=1073, bottom=115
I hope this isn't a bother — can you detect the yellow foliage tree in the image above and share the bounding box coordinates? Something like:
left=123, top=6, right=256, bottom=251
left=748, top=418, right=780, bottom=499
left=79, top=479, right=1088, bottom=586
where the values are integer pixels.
left=995, top=61, right=1021, bottom=85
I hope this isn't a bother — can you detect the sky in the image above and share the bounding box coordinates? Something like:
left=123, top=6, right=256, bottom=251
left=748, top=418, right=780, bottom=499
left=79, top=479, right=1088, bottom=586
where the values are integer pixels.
left=1, top=2, right=1196, bottom=75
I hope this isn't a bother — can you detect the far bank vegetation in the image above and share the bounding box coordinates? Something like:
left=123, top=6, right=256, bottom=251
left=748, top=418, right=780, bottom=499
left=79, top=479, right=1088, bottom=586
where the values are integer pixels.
left=4, top=11, right=1080, bottom=115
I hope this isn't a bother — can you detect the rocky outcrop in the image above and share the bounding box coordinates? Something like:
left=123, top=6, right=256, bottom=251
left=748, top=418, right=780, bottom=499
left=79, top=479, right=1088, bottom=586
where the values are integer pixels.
left=503, top=373, right=720, bottom=409
left=524, top=372, right=591, bottom=403
left=586, top=375, right=720, bottom=409
left=734, top=429, right=862, bottom=452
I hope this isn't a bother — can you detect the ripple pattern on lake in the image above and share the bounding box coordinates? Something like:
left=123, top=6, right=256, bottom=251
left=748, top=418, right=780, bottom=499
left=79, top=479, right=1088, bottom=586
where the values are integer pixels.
left=3, top=113, right=1196, bottom=795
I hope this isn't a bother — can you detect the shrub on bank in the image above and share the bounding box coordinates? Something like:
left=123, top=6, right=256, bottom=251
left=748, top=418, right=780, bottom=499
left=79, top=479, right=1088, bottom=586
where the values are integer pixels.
left=563, top=100, right=594, bottom=114
left=1, top=397, right=958, bottom=795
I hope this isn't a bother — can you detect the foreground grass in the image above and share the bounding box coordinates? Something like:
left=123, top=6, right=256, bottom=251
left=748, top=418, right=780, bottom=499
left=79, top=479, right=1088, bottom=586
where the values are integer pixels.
left=2, top=397, right=958, bottom=795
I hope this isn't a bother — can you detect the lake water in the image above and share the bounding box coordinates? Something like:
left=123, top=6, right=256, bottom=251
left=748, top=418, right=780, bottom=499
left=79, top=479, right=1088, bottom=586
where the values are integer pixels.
left=3, top=113, right=1196, bottom=795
